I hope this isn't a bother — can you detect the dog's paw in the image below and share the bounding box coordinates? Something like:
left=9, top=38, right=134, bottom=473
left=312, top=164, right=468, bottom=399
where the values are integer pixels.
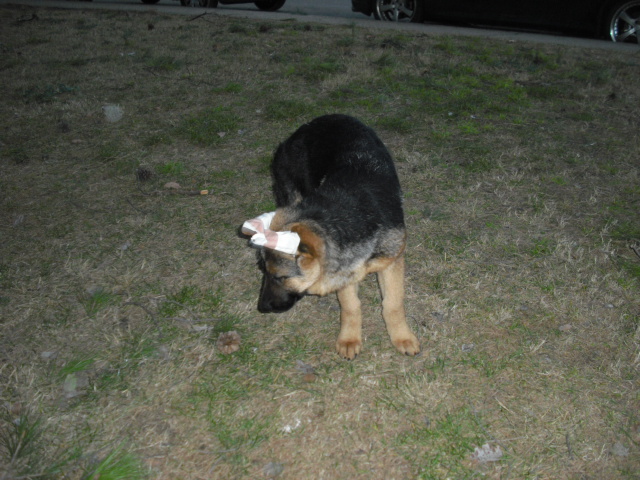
left=336, top=338, right=362, bottom=360
left=392, top=334, right=420, bottom=356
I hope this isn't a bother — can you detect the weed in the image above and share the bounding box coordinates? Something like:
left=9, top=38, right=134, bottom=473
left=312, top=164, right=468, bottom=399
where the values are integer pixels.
left=0, top=407, right=79, bottom=478
left=293, top=56, right=344, bottom=81
left=0, top=410, right=45, bottom=461
left=529, top=237, right=554, bottom=257
left=179, top=107, right=241, bottom=145
left=155, top=161, right=184, bottom=176
left=265, top=98, right=316, bottom=121
left=21, top=83, right=76, bottom=103
left=59, top=357, right=96, bottom=379
left=146, top=55, right=181, bottom=72
left=82, top=288, right=119, bottom=317
left=83, top=444, right=149, bottom=480
left=375, top=115, right=413, bottom=133
left=395, top=408, right=485, bottom=478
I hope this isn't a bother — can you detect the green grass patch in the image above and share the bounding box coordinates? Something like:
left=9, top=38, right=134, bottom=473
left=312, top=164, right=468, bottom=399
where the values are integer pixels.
left=179, top=107, right=242, bottom=145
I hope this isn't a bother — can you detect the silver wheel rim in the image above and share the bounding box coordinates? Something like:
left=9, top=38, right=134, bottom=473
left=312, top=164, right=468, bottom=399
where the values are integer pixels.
left=375, top=0, right=416, bottom=22
left=610, top=2, right=640, bottom=43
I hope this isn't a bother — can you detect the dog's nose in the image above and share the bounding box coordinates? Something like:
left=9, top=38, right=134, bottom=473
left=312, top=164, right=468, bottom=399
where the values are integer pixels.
left=258, top=296, right=296, bottom=313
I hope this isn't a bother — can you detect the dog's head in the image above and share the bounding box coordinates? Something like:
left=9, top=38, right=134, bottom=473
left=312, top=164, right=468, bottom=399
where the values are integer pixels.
left=243, top=214, right=324, bottom=313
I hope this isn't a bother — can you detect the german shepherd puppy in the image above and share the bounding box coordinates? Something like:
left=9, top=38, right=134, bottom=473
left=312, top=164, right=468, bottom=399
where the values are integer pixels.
left=242, top=114, right=420, bottom=360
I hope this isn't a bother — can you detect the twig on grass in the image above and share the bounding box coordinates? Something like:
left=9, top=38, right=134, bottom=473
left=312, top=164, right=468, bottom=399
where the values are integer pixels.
left=161, top=299, right=201, bottom=324
left=122, top=302, right=163, bottom=337
left=566, top=432, right=574, bottom=460
left=629, top=240, right=640, bottom=260
left=188, top=12, right=209, bottom=22
left=133, top=186, right=212, bottom=197
left=125, top=196, right=152, bottom=215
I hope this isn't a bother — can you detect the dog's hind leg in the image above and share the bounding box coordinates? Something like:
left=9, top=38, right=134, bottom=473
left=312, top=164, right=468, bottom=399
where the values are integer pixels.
left=336, top=283, right=362, bottom=360
left=377, top=256, right=421, bottom=356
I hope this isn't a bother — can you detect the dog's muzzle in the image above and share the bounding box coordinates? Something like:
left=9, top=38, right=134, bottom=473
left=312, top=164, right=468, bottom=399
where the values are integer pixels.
left=257, top=274, right=303, bottom=313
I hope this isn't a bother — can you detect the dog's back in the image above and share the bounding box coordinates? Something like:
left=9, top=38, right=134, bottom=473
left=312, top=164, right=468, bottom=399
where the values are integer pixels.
left=271, top=114, right=404, bottom=245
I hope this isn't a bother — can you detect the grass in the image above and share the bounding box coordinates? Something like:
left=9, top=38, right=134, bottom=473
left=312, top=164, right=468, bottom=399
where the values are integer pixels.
left=1, top=4, right=639, bottom=479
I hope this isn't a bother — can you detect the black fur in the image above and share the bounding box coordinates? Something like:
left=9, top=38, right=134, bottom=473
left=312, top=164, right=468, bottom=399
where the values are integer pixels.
left=271, top=114, right=405, bottom=246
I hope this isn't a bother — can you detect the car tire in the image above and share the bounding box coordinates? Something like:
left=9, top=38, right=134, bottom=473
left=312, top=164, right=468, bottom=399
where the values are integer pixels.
left=374, top=0, right=424, bottom=22
left=606, top=0, right=640, bottom=43
left=141, top=0, right=161, bottom=4
left=180, top=0, right=218, bottom=6
left=254, top=0, right=286, bottom=11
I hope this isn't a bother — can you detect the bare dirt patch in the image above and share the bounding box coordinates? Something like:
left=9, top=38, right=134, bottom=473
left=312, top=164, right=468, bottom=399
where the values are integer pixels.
left=1, top=5, right=639, bottom=479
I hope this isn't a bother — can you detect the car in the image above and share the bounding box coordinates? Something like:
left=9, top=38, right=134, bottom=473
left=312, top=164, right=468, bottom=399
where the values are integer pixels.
left=351, top=0, right=640, bottom=43
left=140, top=0, right=286, bottom=11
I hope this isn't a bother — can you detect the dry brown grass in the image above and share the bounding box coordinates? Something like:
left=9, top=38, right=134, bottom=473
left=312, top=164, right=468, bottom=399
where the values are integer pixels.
left=1, top=4, right=639, bottom=479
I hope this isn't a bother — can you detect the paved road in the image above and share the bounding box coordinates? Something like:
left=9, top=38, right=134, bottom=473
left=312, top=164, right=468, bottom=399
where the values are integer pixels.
left=167, top=0, right=362, bottom=18
left=91, top=0, right=362, bottom=18
left=3, top=0, right=639, bottom=52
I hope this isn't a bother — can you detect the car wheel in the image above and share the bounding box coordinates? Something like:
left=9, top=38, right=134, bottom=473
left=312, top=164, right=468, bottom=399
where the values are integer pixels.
left=180, top=0, right=218, bottom=6
left=607, top=1, right=640, bottom=43
left=254, top=0, right=286, bottom=11
left=374, top=0, right=424, bottom=22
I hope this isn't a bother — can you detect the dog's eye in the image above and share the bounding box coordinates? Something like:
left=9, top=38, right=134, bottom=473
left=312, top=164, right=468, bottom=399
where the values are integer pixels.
left=272, top=275, right=289, bottom=283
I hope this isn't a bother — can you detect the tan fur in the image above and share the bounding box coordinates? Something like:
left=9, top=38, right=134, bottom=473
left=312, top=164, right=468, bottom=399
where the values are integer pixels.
left=264, top=221, right=419, bottom=359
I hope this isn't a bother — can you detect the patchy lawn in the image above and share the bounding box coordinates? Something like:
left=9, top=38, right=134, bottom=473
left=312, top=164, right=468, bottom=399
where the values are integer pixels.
left=0, top=5, right=638, bottom=479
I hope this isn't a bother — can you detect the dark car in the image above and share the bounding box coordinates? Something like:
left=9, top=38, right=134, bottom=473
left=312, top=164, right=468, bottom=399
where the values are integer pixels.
left=141, top=0, right=286, bottom=10
left=352, top=0, right=640, bottom=43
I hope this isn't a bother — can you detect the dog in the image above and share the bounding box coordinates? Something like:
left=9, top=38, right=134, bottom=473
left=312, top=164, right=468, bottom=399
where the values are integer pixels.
left=242, top=114, right=420, bottom=360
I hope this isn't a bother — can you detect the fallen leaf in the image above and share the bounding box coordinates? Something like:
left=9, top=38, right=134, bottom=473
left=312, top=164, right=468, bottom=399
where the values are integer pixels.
left=470, top=443, right=503, bottom=463
left=164, top=181, right=181, bottom=189
left=295, top=360, right=315, bottom=374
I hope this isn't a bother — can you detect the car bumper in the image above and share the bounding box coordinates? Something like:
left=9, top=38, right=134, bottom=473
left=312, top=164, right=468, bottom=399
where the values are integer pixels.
left=351, top=0, right=372, bottom=15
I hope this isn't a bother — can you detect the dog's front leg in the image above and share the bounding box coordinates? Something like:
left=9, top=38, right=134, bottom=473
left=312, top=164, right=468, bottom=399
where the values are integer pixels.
left=336, top=283, right=362, bottom=360
left=378, top=256, right=421, bottom=356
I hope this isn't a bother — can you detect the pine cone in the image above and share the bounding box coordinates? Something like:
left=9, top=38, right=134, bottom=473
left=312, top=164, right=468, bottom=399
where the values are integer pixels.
left=216, top=331, right=241, bottom=354
left=135, top=166, right=153, bottom=182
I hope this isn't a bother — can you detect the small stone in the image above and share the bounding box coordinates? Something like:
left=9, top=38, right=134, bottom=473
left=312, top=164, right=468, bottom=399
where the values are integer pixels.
left=135, top=166, right=153, bottom=182
left=302, top=373, right=316, bottom=383
left=263, top=461, right=284, bottom=478
left=63, top=372, right=89, bottom=399
left=610, top=441, right=629, bottom=457
left=102, top=104, right=124, bottom=123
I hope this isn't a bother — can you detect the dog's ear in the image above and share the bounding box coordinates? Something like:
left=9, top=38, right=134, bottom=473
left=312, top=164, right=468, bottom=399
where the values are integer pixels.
left=290, top=223, right=323, bottom=259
